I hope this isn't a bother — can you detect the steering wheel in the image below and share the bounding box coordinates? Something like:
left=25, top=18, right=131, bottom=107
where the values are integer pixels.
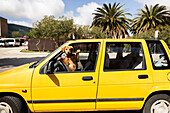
left=54, top=60, right=70, bottom=72
left=47, top=60, right=70, bottom=73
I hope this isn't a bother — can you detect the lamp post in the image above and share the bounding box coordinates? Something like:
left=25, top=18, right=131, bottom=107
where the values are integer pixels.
left=154, top=30, right=159, bottom=53
left=155, top=30, right=159, bottom=40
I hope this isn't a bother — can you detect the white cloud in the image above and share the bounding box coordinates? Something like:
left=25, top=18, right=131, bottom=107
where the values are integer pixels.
left=0, top=0, right=101, bottom=26
left=0, top=0, right=65, bottom=22
left=73, top=2, right=101, bottom=25
left=135, top=0, right=170, bottom=9
left=64, top=11, right=74, bottom=19
left=8, top=20, right=32, bottom=27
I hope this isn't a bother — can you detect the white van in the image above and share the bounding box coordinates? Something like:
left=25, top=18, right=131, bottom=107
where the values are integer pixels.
left=0, top=38, right=20, bottom=46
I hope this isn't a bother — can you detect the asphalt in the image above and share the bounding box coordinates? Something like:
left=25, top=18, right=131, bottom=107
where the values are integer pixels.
left=0, top=46, right=142, bottom=113
left=0, top=46, right=48, bottom=73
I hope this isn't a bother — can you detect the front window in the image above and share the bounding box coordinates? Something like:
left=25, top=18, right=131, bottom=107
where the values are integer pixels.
left=6, top=39, right=14, bottom=42
left=104, top=42, right=146, bottom=71
left=146, top=41, right=170, bottom=69
left=41, top=42, right=100, bottom=74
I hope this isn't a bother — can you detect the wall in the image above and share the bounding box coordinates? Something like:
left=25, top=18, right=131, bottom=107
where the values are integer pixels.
left=0, top=17, right=8, bottom=37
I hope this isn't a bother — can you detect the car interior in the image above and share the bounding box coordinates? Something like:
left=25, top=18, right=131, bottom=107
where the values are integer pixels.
left=104, top=42, right=145, bottom=70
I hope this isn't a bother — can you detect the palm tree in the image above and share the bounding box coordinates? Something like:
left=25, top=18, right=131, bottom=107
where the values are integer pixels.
left=131, top=4, right=170, bottom=34
left=91, top=2, right=132, bottom=39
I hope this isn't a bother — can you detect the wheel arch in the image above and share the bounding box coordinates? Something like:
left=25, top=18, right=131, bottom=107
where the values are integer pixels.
left=142, top=90, right=170, bottom=109
left=0, top=92, right=32, bottom=112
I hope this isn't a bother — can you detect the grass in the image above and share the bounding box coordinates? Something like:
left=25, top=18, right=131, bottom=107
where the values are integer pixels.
left=20, top=49, right=52, bottom=53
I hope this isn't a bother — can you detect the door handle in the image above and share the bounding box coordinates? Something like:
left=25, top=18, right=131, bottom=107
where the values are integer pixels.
left=138, top=75, right=148, bottom=79
left=82, top=76, right=93, bottom=81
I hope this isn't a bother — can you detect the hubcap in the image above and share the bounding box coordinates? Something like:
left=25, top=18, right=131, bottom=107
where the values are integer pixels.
left=0, top=102, right=13, bottom=113
left=151, top=100, right=170, bottom=113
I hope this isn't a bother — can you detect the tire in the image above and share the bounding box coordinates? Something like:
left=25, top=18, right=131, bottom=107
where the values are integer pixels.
left=0, top=96, right=23, bottom=113
left=143, top=94, right=170, bottom=113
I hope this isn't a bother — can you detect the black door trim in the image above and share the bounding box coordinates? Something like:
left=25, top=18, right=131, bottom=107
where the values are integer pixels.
left=27, top=98, right=144, bottom=104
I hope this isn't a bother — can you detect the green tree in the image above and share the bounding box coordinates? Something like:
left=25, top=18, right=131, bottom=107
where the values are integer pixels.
left=73, top=25, right=108, bottom=39
left=56, top=16, right=74, bottom=43
left=91, top=2, right=132, bottom=38
left=131, top=25, right=170, bottom=46
left=90, top=26, right=108, bottom=38
left=158, top=25, right=170, bottom=46
left=29, top=15, right=74, bottom=50
left=12, top=31, right=22, bottom=38
left=131, top=4, right=170, bottom=34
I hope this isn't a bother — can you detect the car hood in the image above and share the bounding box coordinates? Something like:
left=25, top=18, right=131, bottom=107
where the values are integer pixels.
left=0, top=63, right=35, bottom=89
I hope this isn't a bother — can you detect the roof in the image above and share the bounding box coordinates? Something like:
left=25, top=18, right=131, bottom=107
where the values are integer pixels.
left=68, top=38, right=160, bottom=43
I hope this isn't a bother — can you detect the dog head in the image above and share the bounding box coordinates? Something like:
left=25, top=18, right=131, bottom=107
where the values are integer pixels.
left=61, top=46, right=74, bottom=55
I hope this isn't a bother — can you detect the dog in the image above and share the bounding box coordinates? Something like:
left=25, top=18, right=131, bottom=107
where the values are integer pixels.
left=57, top=46, right=80, bottom=71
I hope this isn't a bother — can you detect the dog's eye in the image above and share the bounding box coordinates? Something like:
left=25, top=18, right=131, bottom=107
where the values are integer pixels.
left=66, top=49, right=67, bottom=50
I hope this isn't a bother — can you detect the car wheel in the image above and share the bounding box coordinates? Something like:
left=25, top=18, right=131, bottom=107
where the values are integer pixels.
left=0, top=96, right=23, bottom=113
left=143, top=94, right=170, bottom=113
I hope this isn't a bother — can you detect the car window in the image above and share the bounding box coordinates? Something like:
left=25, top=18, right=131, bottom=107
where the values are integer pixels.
left=146, top=41, right=170, bottom=69
left=69, top=42, right=100, bottom=72
left=42, top=42, right=100, bottom=74
left=104, top=42, right=146, bottom=71
left=6, top=39, right=14, bottom=42
left=16, top=39, right=20, bottom=42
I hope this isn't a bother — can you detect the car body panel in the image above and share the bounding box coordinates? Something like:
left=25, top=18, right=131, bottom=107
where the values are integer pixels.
left=0, top=63, right=34, bottom=111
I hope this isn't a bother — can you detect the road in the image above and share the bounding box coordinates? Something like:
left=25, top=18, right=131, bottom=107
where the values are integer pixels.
left=0, top=46, right=48, bottom=73
left=0, top=46, right=141, bottom=113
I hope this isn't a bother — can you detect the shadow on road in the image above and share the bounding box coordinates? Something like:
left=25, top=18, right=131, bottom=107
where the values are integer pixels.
left=0, top=57, right=45, bottom=67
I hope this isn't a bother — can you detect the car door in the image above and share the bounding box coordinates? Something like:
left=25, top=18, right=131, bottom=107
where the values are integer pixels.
left=146, top=40, right=170, bottom=89
left=97, top=40, right=153, bottom=110
left=31, top=41, right=102, bottom=112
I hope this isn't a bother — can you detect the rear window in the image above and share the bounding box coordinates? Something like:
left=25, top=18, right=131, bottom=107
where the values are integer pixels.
left=104, top=42, right=146, bottom=71
left=146, top=40, right=170, bottom=69
left=16, top=39, right=20, bottom=42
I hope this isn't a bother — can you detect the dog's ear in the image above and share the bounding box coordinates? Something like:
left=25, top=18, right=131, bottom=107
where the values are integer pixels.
left=61, top=46, right=66, bottom=52
left=70, top=46, right=74, bottom=51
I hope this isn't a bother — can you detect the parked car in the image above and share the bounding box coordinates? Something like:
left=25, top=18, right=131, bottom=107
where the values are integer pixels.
left=23, top=41, right=28, bottom=46
left=0, top=39, right=5, bottom=46
left=0, top=38, right=20, bottom=46
left=0, top=39, right=170, bottom=113
left=6, top=38, right=20, bottom=46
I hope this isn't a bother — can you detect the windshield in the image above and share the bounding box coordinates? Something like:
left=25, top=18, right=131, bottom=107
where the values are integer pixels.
left=34, top=42, right=68, bottom=67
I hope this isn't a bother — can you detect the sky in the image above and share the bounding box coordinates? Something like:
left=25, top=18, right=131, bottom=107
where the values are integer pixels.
left=0, top=0, right=169, bottom=27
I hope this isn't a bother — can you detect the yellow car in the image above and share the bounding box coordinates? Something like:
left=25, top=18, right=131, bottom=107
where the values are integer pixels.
left=0, top=39, right=170, bottom=113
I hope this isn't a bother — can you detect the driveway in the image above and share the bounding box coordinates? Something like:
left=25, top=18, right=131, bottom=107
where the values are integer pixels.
left=0, top=46, right=142, bottom=113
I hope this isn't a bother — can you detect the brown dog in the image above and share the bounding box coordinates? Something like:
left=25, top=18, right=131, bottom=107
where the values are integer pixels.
left=57, top=46, right=80, bottom=71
